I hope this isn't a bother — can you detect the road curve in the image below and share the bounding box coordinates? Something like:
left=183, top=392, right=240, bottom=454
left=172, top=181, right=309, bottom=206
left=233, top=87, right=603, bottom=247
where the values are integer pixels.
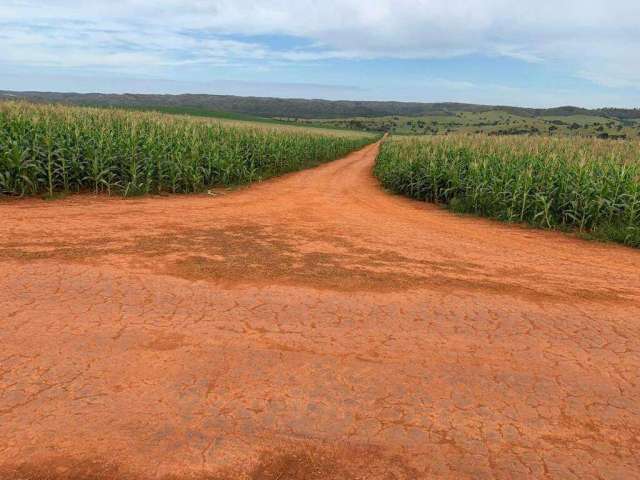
left=1, top=141, right=640, bottom=479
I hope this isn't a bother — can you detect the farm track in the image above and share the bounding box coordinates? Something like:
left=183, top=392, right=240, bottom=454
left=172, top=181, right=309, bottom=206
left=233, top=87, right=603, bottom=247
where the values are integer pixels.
left=1, top=141, right=640, bottom=479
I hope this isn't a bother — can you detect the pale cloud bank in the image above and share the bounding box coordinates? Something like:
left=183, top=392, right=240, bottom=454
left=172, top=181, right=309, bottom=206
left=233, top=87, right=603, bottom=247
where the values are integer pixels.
left=1, top=1, right=639, bottom=98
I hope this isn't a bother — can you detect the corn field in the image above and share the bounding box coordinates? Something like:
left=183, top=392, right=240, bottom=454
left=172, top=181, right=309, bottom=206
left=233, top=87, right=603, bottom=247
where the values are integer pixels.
left=375, top=135, right=640, bottom=247
left=0, top=102, right=375, bottom=197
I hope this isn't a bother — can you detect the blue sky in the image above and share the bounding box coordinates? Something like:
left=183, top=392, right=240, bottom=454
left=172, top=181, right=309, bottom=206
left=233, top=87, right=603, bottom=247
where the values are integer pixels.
left=2, top=1, right=640, bottom=108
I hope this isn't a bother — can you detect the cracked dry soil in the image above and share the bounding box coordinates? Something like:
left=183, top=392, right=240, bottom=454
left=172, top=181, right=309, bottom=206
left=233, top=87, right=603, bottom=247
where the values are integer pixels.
left=1, top=142, right=640, bottom=479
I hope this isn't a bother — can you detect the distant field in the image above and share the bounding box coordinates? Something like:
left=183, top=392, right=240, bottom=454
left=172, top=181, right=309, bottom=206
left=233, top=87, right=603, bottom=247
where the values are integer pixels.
left=121, top=105, right=288, bottom=124
left=117, top=105, right=361, bottom=133
left=295, top=110, right=640, bottom=139
left=0, top=101, right=376, bottom=197
left=375, top=134, right=640, bottom=247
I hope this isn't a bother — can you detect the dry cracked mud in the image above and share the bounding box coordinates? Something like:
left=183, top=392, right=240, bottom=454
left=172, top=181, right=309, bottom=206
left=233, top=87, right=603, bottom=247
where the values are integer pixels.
left=1, top=142, right=640, bottom=479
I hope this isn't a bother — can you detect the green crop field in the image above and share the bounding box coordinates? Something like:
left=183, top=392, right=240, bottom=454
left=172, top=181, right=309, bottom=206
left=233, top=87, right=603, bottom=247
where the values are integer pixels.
left=375, top=134, right=640, bottom=247
left=0, top=101, right=376, bottom=198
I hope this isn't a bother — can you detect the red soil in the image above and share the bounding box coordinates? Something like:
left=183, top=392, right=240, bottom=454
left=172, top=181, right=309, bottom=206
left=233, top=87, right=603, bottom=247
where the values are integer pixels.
left=1, top=142, right=639, bottom=479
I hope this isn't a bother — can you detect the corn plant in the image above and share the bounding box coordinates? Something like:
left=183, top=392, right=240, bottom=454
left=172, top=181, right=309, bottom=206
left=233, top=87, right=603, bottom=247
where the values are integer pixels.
left=375, top=134, right=640, bottom=247
left=0, top=101, right=376, bottom=198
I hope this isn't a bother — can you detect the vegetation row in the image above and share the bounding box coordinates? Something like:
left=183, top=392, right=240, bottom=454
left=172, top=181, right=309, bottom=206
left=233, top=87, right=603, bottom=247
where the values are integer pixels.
left=0, top=102, right=375, bottom=197
left=375, top=135, right=640, bottom=247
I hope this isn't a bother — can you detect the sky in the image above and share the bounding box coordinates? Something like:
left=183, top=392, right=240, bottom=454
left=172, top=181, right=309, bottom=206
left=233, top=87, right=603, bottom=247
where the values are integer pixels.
left=1, top=0, right=640, bottom=108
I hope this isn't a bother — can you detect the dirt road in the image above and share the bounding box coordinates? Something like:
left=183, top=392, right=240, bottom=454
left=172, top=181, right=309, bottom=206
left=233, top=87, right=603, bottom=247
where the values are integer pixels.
left=1, top=142, right=640, bottom=479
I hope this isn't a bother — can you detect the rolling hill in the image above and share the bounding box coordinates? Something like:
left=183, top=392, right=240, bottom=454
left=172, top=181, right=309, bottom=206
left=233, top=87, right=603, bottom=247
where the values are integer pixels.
left=2, top=90, right=639, bottom=120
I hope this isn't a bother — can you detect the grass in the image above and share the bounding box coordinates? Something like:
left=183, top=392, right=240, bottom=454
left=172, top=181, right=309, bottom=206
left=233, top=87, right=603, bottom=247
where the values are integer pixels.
left=0, top=101, right=376, bottom=197
left=374, top=134, right=640, bottom=247
left=298, top=110, right=640, bottom=139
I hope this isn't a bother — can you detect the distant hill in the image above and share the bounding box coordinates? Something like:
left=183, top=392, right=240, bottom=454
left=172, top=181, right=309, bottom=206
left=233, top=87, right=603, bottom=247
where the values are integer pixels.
left=1, top=90, right=639, bottom=120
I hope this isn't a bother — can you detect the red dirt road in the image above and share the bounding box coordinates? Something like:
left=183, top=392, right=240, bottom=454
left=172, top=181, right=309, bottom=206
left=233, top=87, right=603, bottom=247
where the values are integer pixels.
left=1, top=142, right=640, bottom=479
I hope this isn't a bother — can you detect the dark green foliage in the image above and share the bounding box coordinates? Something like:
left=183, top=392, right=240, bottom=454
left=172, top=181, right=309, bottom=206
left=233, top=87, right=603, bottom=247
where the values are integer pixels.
left=0, top=102, right=374, bottom=197
left=374, top=136, right=640, bottom=247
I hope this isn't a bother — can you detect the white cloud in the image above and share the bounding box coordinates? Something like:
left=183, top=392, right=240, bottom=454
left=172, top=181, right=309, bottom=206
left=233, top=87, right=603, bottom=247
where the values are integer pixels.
left=1, top=1, right=639, bottom=89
